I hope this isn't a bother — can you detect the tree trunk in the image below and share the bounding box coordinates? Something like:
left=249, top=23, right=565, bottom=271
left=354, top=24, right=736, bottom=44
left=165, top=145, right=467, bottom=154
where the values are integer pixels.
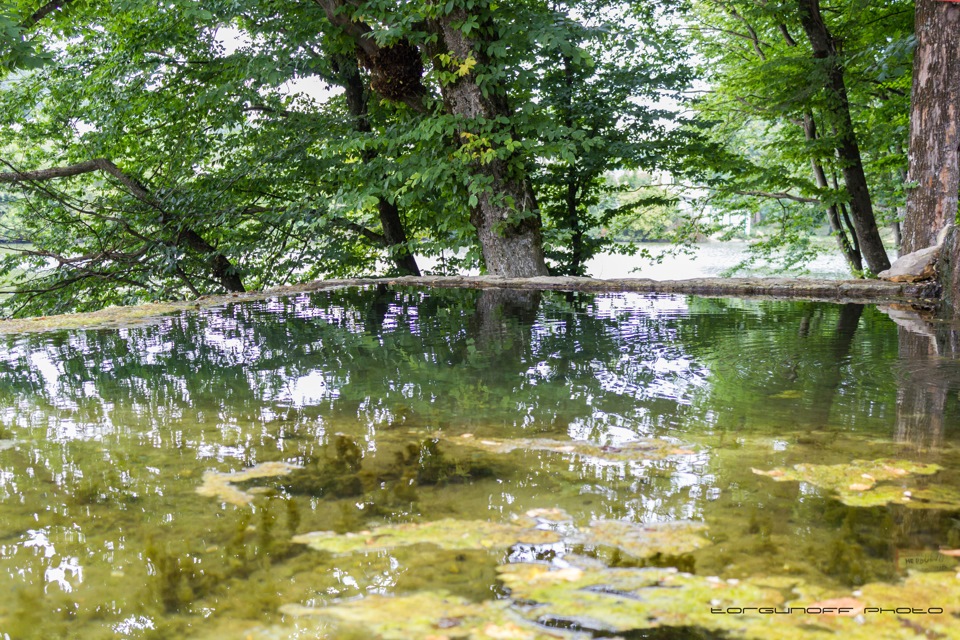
left=895, top=326, right=948, bottom=450
left=314, top=1, right=548, bottom=277
left=178, top=228, right=245, bottom=292
left=802, top=113, right=863, bottom=274
left=430, top=14, right=549, bottom=277
left=903, top=0, right=960, bottom=256
left=796, top=0, right=890, bottom=274
left=378, top=199, right=421, bottom=276
left=563, top=56, right=585, bottom=277
left=336, top=53, right=421, bottom=276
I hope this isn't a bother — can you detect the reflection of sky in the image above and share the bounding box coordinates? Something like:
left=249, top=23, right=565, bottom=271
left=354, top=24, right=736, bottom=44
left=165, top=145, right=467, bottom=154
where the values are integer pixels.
left=17, top=528, right=84, bottom=593
left=275, top=370, right=342, bottom=406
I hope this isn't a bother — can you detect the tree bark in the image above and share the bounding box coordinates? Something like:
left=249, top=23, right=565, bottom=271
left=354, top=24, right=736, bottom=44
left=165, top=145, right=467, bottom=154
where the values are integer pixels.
left=314, top=1, right=548, bottom=277
left=0, top=159, right=246, bottom=292
left=796, top=0, right=890, bottom=274
left=336, top=53, right=421, bottom=276
left=429, top=13, right=549, bottom=277
left=802, top=113, right=863, bottom=274
left=903, top=0, right=960, bottom=255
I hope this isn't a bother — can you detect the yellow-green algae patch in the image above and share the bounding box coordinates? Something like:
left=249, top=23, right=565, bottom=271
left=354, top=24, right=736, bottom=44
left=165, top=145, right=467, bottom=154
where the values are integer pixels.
left=278, top=592, right=588, bottom=639
left=292, top=519, right=563, bottom=554
left=292, top=510, right=712, bottom=561
left=499, top=561, right=785, bottom=636
left=838, top=484, right=960, bottom=509
left=585, top=520, right=710, bottom=559
left=753, top=458, right=943, bottom=507
left=498, top=561, right=960, bottom=639
left=0, top=301, right=185, bottom=334
left=196, top=461, right=302, bottom=506
left=453, top=435, right=695, bottom=462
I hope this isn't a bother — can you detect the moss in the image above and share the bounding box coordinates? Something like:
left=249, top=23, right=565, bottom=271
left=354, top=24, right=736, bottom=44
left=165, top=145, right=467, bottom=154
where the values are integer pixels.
left=395, top=439, right=470, bottom=485
left=144, top=538, right=210, bottom=613
left=277, top=435, right=366, bottom=498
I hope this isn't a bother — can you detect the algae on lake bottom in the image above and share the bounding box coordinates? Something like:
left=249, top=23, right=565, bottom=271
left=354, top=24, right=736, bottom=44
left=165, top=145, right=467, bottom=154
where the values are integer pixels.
left=752, top=458, right=948, bottom=508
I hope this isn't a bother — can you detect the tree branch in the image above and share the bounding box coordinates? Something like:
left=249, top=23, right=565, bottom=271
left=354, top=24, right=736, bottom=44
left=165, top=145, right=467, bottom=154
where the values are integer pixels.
left=20, top=0, right=76, bottom=29
left=736, top=190, right=821, bottom=204
left=0, top=158, right=246, bottom=292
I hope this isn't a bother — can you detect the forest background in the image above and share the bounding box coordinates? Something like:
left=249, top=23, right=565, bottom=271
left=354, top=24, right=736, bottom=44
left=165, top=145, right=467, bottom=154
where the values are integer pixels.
left=0, top=0, right=955, bottom=317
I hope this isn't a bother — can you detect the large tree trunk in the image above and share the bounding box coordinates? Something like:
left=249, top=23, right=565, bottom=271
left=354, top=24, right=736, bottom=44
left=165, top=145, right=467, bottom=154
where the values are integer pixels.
left=336, top=53, right=421, bottom=276
left=903, top=0, right=960, bottom=254
left=314, top=1, right=548, bottom=277
left=796, top=0, right=890, bottom=274
left=903, top=0, right=960, bottom=305
left=430, top=14, right=549, bottom=277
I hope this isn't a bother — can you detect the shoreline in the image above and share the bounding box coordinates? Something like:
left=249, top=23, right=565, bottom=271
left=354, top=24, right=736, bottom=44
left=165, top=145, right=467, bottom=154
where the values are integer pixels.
left=0, top=275, right=940, bottom=335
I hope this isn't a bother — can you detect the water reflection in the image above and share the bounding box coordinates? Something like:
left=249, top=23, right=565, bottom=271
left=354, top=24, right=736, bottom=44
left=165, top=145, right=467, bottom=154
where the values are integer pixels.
left=0, top=288, right=959, bottom=637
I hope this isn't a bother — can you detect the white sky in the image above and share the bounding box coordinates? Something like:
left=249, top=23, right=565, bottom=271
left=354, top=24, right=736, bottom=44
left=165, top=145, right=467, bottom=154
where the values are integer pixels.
left=215, top=27, right=341, bottom=103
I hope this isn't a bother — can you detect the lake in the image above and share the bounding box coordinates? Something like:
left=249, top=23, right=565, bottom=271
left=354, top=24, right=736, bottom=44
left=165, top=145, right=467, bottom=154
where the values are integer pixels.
left=1, top=286, right=958, bottom=639
left=421, top=242, right=860, bottom=280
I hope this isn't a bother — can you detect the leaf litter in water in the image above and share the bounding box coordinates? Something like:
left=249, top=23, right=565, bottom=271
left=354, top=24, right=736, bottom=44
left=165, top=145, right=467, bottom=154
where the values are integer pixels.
left=452, top=435, right=696, bottom=461
left=752, top=458, right=947, bottom=507
left=278, top=591, right=589, bottom=640
left=195, top=461, right=301, bottom=506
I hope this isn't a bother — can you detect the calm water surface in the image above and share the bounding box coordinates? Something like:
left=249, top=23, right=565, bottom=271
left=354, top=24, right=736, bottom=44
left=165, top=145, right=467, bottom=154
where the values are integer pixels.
left=1, top=287, right=958, bottom=639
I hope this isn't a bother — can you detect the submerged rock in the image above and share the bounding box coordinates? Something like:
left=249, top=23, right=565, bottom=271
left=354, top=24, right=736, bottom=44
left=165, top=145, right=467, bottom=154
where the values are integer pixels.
left=879, top=224, right=954, bottom=282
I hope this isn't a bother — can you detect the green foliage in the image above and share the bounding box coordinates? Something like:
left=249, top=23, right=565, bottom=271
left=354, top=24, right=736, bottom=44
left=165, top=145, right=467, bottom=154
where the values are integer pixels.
left=0, top=0, right=694, bottom=313
left=679, top=0, right=913, bottom=273
left=0, top=0, right=927, bottom=312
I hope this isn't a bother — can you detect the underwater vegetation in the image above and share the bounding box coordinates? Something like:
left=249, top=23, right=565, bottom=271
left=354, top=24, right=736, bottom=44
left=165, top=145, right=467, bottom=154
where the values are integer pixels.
left=753, top=459, right=960, bottom=508
left=4, top=290, right=960, bottom=639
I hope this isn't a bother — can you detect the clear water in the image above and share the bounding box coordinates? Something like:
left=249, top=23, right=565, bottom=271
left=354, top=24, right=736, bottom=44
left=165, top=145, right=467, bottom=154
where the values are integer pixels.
left=1, top=287, right=958, bottom=639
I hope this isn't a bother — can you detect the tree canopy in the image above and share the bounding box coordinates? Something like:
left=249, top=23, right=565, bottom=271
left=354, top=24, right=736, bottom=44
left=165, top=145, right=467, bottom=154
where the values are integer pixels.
left=0, top=0, right=956, bottom=315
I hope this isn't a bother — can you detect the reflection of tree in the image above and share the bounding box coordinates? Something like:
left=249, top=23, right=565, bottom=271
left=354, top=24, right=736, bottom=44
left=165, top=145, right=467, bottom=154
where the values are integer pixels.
left=892, top=317, right=960, bottom=449
left=807, top=303, right=864, bottom=425
left=678, top=298, right=898, bottom=434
